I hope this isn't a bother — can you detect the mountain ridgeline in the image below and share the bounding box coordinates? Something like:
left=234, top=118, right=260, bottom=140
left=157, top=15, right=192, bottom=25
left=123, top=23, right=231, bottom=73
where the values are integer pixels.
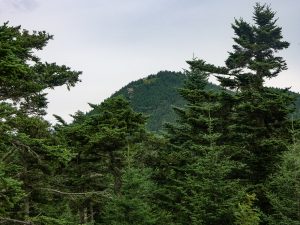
left=112, top=71, right=186, bottom=131
left=111, top=71, right=300, bottom=131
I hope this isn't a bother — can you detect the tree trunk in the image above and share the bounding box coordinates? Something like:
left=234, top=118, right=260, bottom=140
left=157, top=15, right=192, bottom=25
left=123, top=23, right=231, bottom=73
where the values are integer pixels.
left=79, top=208, right=84, bottom=224
left=24, top=197, right=30, bottom=217
left=23, top=163, right=30, bottom=217
left=109, top=152, right=122, bottom=194
left=84, top=207, right=88, bottom=224
left=89, top=201, right=94, bottom=223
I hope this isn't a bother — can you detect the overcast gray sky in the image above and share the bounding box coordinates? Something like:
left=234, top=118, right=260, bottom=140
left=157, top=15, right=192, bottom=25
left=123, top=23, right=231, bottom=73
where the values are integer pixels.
left=1, top=0, right=299, bottom=122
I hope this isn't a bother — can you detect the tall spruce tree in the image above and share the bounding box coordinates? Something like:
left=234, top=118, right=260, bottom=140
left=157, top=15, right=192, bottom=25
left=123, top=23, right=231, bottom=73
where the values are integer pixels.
left=156, top=60, right=244, bottom=224
left=192, top=3, right=294, bottom=223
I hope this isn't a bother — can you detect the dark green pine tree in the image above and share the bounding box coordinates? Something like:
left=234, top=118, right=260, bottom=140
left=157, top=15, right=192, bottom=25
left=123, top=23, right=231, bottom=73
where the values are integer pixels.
left=101, top=164, right=162, bottom=225
left=0, top=104, right=25, bottom=219
left=53, top=107, right=115, bottom=225
left=157, top=60, right=244, bottom=225
left=266, top=140, right=300, bottom=225
left=0, top=22, right=81, bottom=115
left=97, top=98, right=170, bottom=225
left=192, top=3, right=295, bottom=223
left=221, top=3, right=292, bottom=180
left=0, top=22, right=81, bottom=224
left=55, top=96, right=154, bottom=224
left=0, top=102, right=75, bottom=225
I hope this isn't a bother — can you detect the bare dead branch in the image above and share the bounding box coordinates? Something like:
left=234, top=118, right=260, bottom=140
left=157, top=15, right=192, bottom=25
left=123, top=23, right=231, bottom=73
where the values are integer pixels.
left=0, top=217, right=34, bottom=225
left=40, top=188, right=111, bottom=198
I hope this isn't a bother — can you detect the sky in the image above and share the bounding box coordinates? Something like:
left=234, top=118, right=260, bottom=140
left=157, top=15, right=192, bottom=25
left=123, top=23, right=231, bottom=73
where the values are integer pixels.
left=0, top=0, right=299, bottom=123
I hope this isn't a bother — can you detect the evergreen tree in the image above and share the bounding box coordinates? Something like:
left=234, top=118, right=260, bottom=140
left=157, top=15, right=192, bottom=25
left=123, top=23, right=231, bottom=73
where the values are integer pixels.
left=100, top=128, right=173, bottom=225
left=192, top=4, right=294, bottom=222
left=101, top=166, right=160, bottom=225
left=157, top=60, right=244, bottom=224
left=0, top=22, right=81, bottom=115
left=55, top=96, right=148, bottom=224
left=0, top=22, right=81, bottom=224
left=0, top=102, right=75, bottom=224
left=267, top=141, right=300, bottom=225
left=234, top=194, right=261, bottom=225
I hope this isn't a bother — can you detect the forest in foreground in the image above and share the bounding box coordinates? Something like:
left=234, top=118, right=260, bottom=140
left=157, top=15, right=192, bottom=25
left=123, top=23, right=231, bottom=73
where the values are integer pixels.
left=0, top=3, right=300, bottom=225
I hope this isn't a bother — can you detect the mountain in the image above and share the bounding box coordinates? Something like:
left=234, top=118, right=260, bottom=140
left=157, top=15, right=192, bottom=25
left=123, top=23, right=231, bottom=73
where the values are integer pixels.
left=110, top=70, right=300, bottom=132
left=111, top=71, right=220, bottom=131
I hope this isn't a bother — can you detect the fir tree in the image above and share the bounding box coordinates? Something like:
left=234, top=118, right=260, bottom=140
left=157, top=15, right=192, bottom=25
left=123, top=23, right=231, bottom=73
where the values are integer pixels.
left=192, top=4, right=294, bottom=222
left=55, top=96, right=148, bottom=224
left=101, top=167, right=159, bottom=225
left=157, top=60, right=244, bottom=224
left=0, top=22, right=81, bottom=115
left=0, top=22, right=81, bottom=224
left=267, top=141, right=300, bottom=225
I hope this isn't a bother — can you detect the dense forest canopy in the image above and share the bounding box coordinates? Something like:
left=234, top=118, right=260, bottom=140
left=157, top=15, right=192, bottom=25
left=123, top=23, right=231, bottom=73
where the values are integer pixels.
left=0, top=3, right=299, bottom=225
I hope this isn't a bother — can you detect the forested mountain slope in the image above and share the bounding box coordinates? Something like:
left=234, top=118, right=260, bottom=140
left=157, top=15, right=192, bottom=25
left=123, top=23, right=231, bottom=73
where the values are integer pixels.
left=112, top=71, right=186, bottom=131
left=110, top=71, right=300, bottom=131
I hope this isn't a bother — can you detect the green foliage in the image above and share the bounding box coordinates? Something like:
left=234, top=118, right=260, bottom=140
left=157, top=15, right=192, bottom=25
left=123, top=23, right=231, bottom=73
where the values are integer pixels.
left=111, top=70, right=300, bottom=132
left=267, top=142, right=300, bottom=225
left=0, top=22, right=81, bottom=115
left=220, top=3, right=289, bottom=85
left=0, top=163, right=25, bottom=216
left=154, top=60, right=245, bottom=225
left=0, top=102, right=74, bottom=222
left=226, top=2, right=293, bottom=191
left=54, top=96, right=149, bottom=224
left=234, top=194, right=261, bottom=225
left=190, top=4, right=295, bottom=222
left=183, top=148, right=245, bottom=225
left=0, top=22, right=80, bottom=223
left=100, top=136, right=172, bottom=225
left=112, top=70, right=221, bottom=131
left=0, top=4, right=299, bottom=225
left=101, top=167, right=159, bottom=225
left=112, top=71, right=186, bottom=131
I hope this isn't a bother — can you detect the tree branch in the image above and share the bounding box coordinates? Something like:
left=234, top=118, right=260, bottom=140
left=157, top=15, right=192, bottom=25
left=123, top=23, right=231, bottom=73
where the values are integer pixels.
left=40, top=188, right=111, bottom=197
left=0, top=217, right=34, bottom=225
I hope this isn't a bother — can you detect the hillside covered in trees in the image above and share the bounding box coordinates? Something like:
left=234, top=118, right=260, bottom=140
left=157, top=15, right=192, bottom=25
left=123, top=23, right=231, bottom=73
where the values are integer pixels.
left=0, top=3, right=300, bottom=225
left=111, top=71, right=300, bottom=131
left=112, top=71, right=186, bottom=131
